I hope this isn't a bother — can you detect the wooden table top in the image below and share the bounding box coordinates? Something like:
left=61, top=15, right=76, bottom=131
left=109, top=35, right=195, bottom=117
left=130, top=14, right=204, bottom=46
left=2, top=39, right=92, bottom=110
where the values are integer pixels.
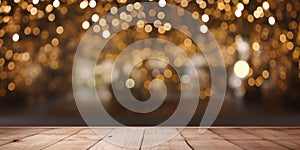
left=0, top=127, right=299, bottom=149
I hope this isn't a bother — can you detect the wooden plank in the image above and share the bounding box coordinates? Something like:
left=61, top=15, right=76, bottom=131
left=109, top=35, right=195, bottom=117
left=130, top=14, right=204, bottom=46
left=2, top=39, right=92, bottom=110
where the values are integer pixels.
left=266, top=129, right=300, bottom=149
left=0, top=128, right=81, bottom=150
left=89, top=140, right=129, bottom=150
left=44, top=128, right=109, bottom=150
left=242, top=128, right=300, bottom=140
left=180, top=128, right=223, bottom=140
left=186, top=139, right=242, bottom=150
left=141, top=128, right=191, bottom=150
left=41, top=128, right=81, bottom=135
left=211, top=128, right=261, bottom=140
left=0, top=127, right=298, bottom=149
left=229, top=139, right=288, bottom=150
left=0, top=128, right=23, bottom=134
left=142, top=140, right=191, bottom=150
left=83, top=128, right=113, bottom=137
left=180, top=128, right=241, bottom=149
left=0, top=128, right=49, bottom=140
left=90, top=128, right=144, bottom=150
left=281, top=128, right=300, bottom=135
left=0, top=128, right=49, bottom=146
left=269, top=139, right=300, bottom=149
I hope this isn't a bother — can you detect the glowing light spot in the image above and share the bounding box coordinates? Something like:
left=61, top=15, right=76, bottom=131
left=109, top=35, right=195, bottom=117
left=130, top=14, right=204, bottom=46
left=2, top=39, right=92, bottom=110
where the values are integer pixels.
left=110, top=7, right=118, bottom=14
left=30, top=7, right=38, bottom=15
left=33, top=0, right=39, bottom=5
left=80, top=0, right=88, bottom=9
left=134, top=2, right=141, bottom=10
left=121, top=22, right=129, bottom=30
left=149, top=9, right=156, bottom=17
left=199, top=1, right=207, bottom=9
left=48, top=13, right=55, bottom=21
left=82, top=21, right=90, bottom=29
left=235, top=10, right=242, bottom=17
left=125, top=78, right=135, bottom=88
left=157, top=12, right=165, bottom=19
left=153, top=20, right=161, bottom=28
left=8, top=62, right=15, bottom=70
left=174, top=58, right=183, bottom=67
left=252, top=42, right=260, bottom=51
left=182, top=74, right=191, bottom=83
left=201, top=14, right=209, bottom=22
left=184, top=38, right=192, bottom=47
left=145, top=24, right=153, bottom=33
left=268, top=16, right=275, bottom=25
left=137, top=20, right=145, bottom=28
left=280, top=71, right=286, bottom=80
left=247, top=15, right=254, bottom=22
left=5, top=50, right=13, bottom=60
left=45, top=4, right=53, bottom=13
left=56, top=26, right=64, bottom=34
left=192, top=11, right=199, bottom=19
left=22, top=52, right=30, bottom=61
left=12, top=33, right=19, bottom=42
left=112, top=19, right=120, bottom=27
left=126, top=4, right=134, bottom=11
left=243, top=0, right=249, bottom=4
left=262, top=1, right=270, bottom=10
left=164, top=23, right=172, bottom=31
left=237, top=3, right=244, bottom=10
left=51, top=38, right=59, bottom=46
left=125, top=15, right=132, bottom=22
left=163, top=69, right=172, bottom=78
left=53, top=0, right=60, bottom=8
left=93, top=25, right=101, bottom=33
left=229, top=75, right=242, bottom=88
left=0, top=58, right=5, bottom=66
left=158, top=26, right=165, bottom=34
left=158, top=0, right=166, bottom=7
left=8, top=82, right=16, bottom=91
left=89, top=0, right=96, bottom=8
left=280, top=34, right=286, bottom=43
left=99, top=19, right=106, bottom=26
left=3, top=6, right=11, bottom=13
left=234, top=60, right=250, bottom=78
left=118, top=0, right=127, bottom=4
left=248, top=78, right=255, bottom=86
left=287, top=42, right=294, bottom=50
left=91, top=14, right=99, bottom=22
left=200, top=25, right=208, bottom=33
left=262, top=70, right=269, bottom=79
left=102, top=30, right=110, bottom=38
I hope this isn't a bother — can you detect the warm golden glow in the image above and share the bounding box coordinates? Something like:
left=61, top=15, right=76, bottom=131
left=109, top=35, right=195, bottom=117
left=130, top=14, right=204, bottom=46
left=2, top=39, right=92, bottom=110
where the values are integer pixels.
left=234, top=60, right=250, bottom=78
left=125, top=78, right=135, bottom=88
left=0, top=0, right=298, bottom=101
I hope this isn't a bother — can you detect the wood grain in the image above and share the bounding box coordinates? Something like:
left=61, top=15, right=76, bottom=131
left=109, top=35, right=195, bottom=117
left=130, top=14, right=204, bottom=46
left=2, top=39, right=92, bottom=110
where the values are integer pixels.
left=0, top=127, right=298, bottom=149
left=0, top=128, right=81, bottom=150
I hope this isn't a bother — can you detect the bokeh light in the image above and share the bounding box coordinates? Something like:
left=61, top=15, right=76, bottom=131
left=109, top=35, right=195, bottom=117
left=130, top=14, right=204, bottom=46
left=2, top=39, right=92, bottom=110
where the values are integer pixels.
left=0, top=0, right=298, bottom=109
left=234, top=60, right=250, bottom=79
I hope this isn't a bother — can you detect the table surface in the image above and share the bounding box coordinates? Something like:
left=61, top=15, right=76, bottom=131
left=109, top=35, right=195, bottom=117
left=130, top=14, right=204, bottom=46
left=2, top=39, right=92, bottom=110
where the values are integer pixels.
left=0, top=127, right=299, bottom=149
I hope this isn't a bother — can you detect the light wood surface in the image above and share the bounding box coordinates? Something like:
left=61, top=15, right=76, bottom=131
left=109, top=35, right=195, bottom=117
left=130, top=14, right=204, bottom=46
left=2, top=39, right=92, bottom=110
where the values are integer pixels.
left=0, top=127, right=299, bottom=149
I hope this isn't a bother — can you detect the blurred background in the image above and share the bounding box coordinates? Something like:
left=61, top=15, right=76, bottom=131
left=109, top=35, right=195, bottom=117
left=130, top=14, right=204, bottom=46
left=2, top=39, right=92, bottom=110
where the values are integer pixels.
left=0, top=0, right=299, bottom=126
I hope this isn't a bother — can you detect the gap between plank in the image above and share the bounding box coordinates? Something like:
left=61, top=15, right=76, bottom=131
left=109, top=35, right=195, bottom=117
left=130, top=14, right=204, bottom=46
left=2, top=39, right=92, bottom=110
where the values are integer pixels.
left=40, top=128, right=84, bottom=150
left=0, top=128, right=52, bottom=147
left=239, top=128, right=292, bottom=150
left=177, top=128, right=194, bottom=150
